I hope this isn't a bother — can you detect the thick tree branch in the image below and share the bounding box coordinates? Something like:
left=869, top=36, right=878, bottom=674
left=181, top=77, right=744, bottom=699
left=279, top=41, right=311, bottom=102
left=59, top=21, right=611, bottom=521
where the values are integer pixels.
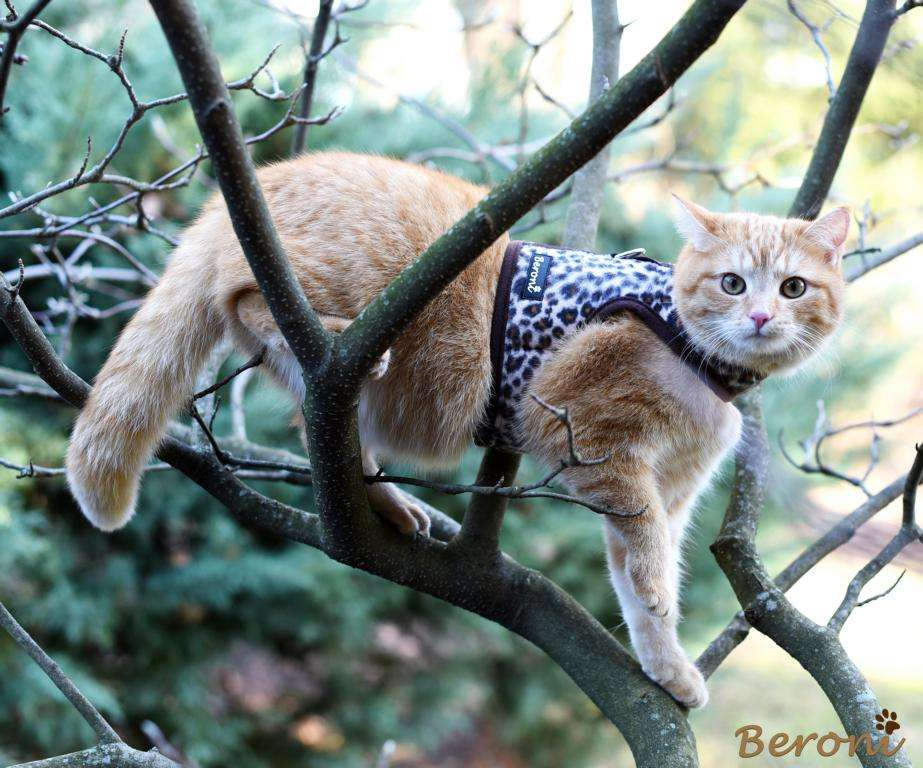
left=148, top=0, right=331, bottom=374
left=337, top=0, right=749, bottom=382
left=8, top=743, right=181, bottom=768
left=788, top=0, right=898, bottom=219
left=699, top=469, right=918, bottom=676
left=452, top=448, right=521, bottom=554
left=710, top=395, right=911, bottom=768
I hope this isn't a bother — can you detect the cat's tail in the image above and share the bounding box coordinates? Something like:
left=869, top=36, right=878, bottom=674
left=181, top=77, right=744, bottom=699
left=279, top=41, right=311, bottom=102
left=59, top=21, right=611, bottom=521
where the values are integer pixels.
left=65, top=242, right=225, bottom=531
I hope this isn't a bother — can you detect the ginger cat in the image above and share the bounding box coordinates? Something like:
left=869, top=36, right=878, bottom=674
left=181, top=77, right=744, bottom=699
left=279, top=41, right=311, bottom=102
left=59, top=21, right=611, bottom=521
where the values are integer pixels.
left=65, top=152, right=848, bottom=708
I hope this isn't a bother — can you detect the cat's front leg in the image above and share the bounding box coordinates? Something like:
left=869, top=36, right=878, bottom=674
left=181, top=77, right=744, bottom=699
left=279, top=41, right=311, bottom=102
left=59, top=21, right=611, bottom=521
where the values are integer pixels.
left=605, top=528, right=708, bottom=708
left=581, top=466, right=676, bottom=618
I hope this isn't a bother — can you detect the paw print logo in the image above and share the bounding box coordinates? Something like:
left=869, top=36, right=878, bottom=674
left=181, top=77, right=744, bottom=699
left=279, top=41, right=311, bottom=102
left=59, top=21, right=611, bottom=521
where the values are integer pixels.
left=875, top=709, right=900, bottom=735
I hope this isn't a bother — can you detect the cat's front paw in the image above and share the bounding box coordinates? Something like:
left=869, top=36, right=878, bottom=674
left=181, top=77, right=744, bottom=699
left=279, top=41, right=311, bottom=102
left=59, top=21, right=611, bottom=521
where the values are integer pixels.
left=369, top=348, right=391, bottom=380
left=644, top=657, right=709, bottom=709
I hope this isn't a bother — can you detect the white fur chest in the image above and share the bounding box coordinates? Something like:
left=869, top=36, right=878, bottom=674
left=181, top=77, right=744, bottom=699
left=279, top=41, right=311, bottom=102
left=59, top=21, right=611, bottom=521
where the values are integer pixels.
left=653, top=353, right=743, bottom=517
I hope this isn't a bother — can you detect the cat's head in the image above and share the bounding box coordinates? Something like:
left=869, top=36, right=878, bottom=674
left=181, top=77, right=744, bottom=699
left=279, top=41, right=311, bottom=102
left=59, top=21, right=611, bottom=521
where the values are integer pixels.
left=671, top=197, right=848, bottom=376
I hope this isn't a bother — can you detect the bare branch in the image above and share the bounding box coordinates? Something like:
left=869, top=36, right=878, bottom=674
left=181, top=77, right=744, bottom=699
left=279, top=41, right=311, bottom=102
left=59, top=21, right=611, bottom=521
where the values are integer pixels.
left=0, top=0, right=53, bottom=115
left=779, top=400, right=923, bottom=496
left=828, top=518, right=919, bottom=632
left=290, top=0, right=334, bottom=154
left=192, top=352, right=264, bottom=401
left=561, top=0, right=622, bottom=250
left=902, top=441, right=923, bottom=525
left=149, top=0, right=331, bottom=373
left=0, top=26, right=322, bottom=224
left=451, top=447, right=521, bottom=554
left=0, top=600, right=121, bottom=744
left=789, top=0, right=899, bottom=219
left=845, top=230, right=923, bottom=281
left=8, top=742, right=181, bottom=768
left=895, top=0, right=922, bottom=14
left=337, top=52, right=516, bottom=174
left=854, top=568, right=905, bottom=609
left=787, top=0, right=837, bottom=100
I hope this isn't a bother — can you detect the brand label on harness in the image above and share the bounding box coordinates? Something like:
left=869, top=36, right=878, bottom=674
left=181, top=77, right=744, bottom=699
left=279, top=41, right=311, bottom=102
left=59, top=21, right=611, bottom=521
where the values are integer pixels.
left=521, top=252, right=552, bottom=300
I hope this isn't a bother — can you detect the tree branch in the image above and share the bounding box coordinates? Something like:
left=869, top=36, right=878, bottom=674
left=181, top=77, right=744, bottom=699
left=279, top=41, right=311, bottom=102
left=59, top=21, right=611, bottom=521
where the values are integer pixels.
left=0, top=601, right=121, bottom=745
left=710, top=394, right=911, bottom=768
left=699, top=469, right=917, bottom=676
left=452, top=447, right=521, bottom=554
left=789, top=0, right=898, bottom=219
left=337, top=0, right=749, bottom=383
left=561, top=0, right=622, bottom=250
left=148, top=0, right=331, bottom=374
left=845, top=230, right=923, bottom=281
left=0, top=0, right=53, bottom=116
left=290, top=0, right=333, bottom=154
left=828, top=445, right=923, bottom=631
left=8, top=743, right=181, bottom=768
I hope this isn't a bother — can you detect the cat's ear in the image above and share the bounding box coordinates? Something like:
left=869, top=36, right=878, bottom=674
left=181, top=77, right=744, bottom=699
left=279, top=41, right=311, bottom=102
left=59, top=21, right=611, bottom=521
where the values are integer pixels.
left=802, top=207, right=851, bottom=263
left=672, top=194, right=723, bottom=252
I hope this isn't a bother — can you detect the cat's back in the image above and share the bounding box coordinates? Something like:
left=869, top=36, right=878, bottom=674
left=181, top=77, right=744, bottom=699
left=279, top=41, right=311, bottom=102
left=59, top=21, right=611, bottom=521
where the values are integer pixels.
left=198, top=152, right=499, bottom=313
left=264, top=152, right=487, bottom=271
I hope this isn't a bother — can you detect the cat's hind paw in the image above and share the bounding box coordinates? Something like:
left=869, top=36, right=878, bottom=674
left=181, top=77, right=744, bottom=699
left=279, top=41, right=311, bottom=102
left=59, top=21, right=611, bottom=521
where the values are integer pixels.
left=644, top=657, right=709, bottom=709
left=367, top=483, right=431, bottom=536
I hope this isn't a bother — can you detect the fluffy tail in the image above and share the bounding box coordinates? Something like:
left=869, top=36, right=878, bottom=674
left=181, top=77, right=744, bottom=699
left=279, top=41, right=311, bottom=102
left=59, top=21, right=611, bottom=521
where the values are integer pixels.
left=66, top=246, right=225, bottom=530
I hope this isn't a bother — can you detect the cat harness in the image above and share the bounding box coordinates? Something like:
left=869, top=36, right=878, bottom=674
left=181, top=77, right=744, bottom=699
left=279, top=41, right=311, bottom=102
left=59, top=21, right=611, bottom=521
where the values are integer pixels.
left=475, top=240, right=764, bottom=452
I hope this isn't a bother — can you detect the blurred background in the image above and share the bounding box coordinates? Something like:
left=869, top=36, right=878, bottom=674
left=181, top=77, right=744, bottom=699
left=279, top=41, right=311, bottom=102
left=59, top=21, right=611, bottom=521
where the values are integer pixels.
left=0, top=0, right=921, bottom=765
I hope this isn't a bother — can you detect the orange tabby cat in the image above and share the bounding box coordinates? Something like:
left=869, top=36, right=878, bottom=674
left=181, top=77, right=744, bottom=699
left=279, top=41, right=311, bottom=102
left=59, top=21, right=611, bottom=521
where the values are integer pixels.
left=65, top=152, right=848, bottom=708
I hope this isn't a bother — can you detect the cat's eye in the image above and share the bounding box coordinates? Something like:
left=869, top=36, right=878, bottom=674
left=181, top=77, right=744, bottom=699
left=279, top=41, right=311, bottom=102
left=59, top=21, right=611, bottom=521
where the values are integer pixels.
left=780, top=277, right=806, bottom=298
left=720, top=273, right=746, bottom=295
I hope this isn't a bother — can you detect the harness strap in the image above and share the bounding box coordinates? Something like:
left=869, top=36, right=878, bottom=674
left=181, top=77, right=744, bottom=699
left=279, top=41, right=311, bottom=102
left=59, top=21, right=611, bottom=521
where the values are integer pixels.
left=475, top=241, right=763, bottom=449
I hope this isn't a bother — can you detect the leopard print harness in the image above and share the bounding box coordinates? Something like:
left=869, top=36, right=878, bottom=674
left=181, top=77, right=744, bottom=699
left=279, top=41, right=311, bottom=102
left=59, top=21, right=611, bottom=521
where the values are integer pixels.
left=474, top=240, right=764, bottom=452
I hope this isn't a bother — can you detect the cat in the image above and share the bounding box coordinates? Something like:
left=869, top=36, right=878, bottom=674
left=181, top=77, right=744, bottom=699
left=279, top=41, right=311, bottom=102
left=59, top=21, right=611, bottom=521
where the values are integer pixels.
left=65, top=151, right=848, bottom=708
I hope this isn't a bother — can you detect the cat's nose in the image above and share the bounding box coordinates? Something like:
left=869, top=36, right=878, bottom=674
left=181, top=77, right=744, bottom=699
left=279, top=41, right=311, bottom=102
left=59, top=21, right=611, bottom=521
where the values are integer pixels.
left=750, top=311, right=772, bottom=333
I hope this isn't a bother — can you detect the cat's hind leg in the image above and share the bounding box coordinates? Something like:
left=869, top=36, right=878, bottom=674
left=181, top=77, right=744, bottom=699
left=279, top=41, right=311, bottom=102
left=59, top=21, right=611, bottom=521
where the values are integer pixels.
left=234, top=292, right=426, bottom=535
left=362, top=449, right=431, bottom=536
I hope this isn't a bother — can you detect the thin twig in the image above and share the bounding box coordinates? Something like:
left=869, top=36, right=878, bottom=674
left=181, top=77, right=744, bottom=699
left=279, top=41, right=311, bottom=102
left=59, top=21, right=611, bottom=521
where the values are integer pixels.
left=290, top=0, right=335, bottom=154
left=828, top=449, right=922, bottom=632
left=854, top=569, right=905, bottom=609
left=787, top=0, right=836, bottom=100
left=0, top=601, right=121, bottom=744
left=192, top=351, right=264, bottom=400
left=895, top=0, right=922, bottom=14
left=779, top=401, right=923, bottom=496
left=0, top=0, right=53, bottom=116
